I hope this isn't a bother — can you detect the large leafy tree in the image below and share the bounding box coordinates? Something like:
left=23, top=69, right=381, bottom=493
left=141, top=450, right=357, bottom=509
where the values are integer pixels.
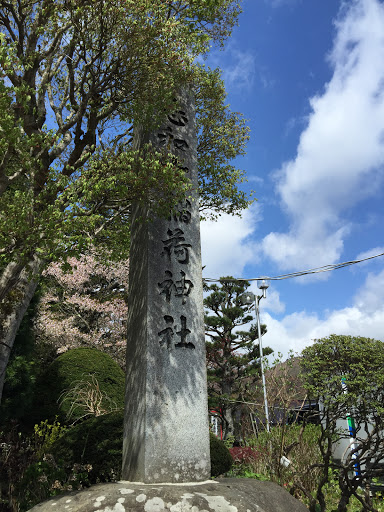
left=0, top=0, right=253, bottom=402
left=300, top=335, right=384, bottom=512
left=204, top=277, right=272, bottom=440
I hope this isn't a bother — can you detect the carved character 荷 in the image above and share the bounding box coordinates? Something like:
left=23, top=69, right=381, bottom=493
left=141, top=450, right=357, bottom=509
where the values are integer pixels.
left=161, top=228, right=191, bottom=264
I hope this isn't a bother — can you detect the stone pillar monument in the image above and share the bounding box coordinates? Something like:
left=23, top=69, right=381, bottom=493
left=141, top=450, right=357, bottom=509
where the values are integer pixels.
left=122, top=90, right=211, bottom=483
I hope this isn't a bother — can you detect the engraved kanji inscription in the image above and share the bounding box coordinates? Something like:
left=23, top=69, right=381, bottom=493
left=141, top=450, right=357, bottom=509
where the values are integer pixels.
left=158, top=270, right=194, bottom=304
left=158, top=315, right=195, bottom=349
left=162, top=228, right=191, bottom=264
left=157, top=126, right=189, bottom=152
left=158, top=126, right=174, bottom=148
left=158, top=315, right=174, bottom=349
left=175, top=316, right=194, bottom=349
left=174, top=138, right=189, bottom=151
left=168, top=110, right=188, bottom=126
left=169, top=199, right=192, bottom=224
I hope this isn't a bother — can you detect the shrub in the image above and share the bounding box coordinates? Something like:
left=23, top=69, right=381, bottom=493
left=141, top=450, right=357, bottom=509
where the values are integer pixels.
left=0, top=424, right=36, bottom=511
left=246, top=424, right=323, bottom=491
left=229, top=446, right=261, bottom=465
left=31, top=348, right=125, bottom=425
left=8, top=414, right=231, bottom=510
left=210, top=432, right=233, bottom=477
left=15, top=456, right=92, bottom=512
left=33, top=418, right=67, bottom=459
left=0, top=413, right=122, bottom=511
left=52, top=410, right=124, bottom=484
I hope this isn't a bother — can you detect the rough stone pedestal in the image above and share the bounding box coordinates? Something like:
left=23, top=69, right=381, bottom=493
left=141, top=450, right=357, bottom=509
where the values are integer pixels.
left=28, top=479, right=309, bottom=512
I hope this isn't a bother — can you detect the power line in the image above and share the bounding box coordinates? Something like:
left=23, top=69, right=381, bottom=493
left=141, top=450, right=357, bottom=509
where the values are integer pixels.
left=203, top=252, right=384, bottom=283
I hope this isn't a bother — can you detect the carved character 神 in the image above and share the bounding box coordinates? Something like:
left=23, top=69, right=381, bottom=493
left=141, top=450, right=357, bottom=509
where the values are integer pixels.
left=158, top=270, right=194, bottom=304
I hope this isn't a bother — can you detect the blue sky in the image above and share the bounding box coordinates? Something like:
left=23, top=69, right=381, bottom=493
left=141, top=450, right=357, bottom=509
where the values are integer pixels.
left=200, top=0, right=384, bottom=358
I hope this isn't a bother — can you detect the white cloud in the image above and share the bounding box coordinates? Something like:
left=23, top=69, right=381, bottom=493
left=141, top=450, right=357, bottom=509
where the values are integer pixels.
left=200, top=205, right=261, bottom=279
left=262, top=267, right=384, bottom=359
left=263, top=0, right=384, bottom=271
left=353, top=268, right=384, bottom=313
left=222, top=47, right=256, bottom=91
left=207, top=42, right=256, bottom=92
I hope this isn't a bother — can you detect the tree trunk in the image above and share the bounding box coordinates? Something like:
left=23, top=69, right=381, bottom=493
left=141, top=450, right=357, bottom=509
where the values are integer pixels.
left=0, top=261, right=25, bottom=302
left=223, top=404, right=235, bottom=440
left=0, top=256, right=42, bottom=403
left=222, top=374, right=234, bottom=440
left=232, top=406, right=243, bottom=444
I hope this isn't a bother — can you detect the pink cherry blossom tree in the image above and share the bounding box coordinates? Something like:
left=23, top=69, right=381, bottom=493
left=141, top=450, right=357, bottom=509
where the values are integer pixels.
left=35, top=250, right=129, bottom=368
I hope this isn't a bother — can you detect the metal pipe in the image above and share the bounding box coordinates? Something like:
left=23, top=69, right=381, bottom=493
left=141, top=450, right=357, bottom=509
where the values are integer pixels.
left=256, top=295, right=270, bottom=432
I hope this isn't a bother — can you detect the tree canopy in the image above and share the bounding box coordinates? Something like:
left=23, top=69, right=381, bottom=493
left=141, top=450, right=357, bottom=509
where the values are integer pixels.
left=204, top=277, right=272, bottom=440
left=300, top=335, right=384, bottom=512
left=0, top=0, right=249, bottom=266
left=0, top=0, right=254, bottom=402
left=301, top=334, right=384, bottom=416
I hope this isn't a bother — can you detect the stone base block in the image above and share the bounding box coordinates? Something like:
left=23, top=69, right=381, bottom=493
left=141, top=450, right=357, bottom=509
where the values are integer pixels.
left=28, top=478, right=308, bottom=512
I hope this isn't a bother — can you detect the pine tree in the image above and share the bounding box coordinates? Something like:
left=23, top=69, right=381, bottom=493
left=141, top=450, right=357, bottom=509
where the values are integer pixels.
left=204, top=277, right=272, bottom=441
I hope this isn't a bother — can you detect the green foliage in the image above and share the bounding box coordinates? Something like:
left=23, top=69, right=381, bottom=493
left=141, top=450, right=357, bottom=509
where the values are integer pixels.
left=195, top=67, right=252, bottom=219
left=223, top=434, right=236, bottom=449
left=15, top=455, right=92, bottom=512
left=0, top=425, right=36, bottom=510
left=0, top=0, right=254, bottom=407
left=0, top=412, right=118, bottom=511
left=300, top=335, right=384, bottom=512
left=250, top=425, right=322, bottom=489
left=32, top=348, right=125, bottom=425
left=204, top=278, right=270, bottom=393
left=54, top=416, right=228, bottom=483
left=0, top=0, right=251, bottom=270
left=231, top=426, right=384, bottom=511
left=301, top=334, right=384, bottom=416
left=52, top=410, right=124, bottom=484
left=0, top=355, right=36, bottom=425
left=204, top=277, right=271, bottom=439
left=210, top=432, right=233, bottom=477
left=0, top=291, right=42, bottom=425
left=311, top=470, right=384, bottom=512
left=33, top=418, right=67, bottom=459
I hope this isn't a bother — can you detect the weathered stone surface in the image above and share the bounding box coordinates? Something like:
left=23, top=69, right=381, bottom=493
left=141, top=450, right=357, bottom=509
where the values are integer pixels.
left=122, top=90, right=210, bottom=483
left=28, top=479, right=309, bottom=512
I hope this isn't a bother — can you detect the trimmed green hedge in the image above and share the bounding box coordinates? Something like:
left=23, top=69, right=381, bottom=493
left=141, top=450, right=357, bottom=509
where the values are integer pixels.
left=31, top=348, right=125, bottom=425
left=53, top=410, right=124, bottom=483
left=210, top=432, right=233, bottom=477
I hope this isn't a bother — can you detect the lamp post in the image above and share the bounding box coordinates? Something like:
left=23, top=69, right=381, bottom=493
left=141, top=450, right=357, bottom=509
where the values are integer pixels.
left=241, top=280, right=270, bottom=432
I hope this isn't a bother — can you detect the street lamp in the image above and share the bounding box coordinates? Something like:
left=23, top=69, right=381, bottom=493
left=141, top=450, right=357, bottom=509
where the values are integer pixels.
left=241, top=279, right=270, bottom=432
